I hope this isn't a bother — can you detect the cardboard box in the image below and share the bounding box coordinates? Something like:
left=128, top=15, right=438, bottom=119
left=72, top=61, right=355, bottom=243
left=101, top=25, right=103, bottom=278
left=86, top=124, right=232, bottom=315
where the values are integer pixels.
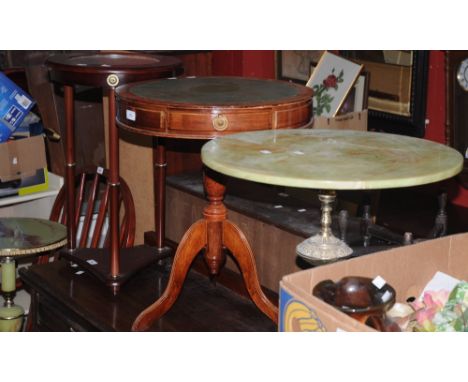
left=0, top=135, right=49, bottom=198
left=279, top=233, right=468, bottom=331
left=0, top=135, right=47, bottom=183
left=312, top=109, right=368, bottom=131
left=0, top=71, right=35, bottom=142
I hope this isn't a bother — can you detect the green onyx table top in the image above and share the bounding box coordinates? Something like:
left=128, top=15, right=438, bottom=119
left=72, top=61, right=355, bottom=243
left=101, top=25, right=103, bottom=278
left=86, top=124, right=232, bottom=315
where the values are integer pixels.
left=201, top=129, right=464, bottom=190
left=0, top=218, right=67, bottom=258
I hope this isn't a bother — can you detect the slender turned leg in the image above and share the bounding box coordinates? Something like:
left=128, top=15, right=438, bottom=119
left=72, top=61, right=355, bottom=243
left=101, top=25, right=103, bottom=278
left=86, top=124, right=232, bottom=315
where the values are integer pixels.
left=153, top=138, right=169, bottom=253
left=64, top=85, right=76, bottom=251
left=144, top=137, right=173, bottom=256
left=132, top=169, right=277, bottom=331
left=106, top=81, right=121, bottom=293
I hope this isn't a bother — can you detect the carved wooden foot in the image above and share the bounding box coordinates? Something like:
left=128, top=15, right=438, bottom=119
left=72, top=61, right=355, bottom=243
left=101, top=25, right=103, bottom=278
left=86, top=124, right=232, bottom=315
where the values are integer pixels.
left=132, top=218, right=278, bottom=331
left=223, top=220, right=278, bottom=323
left=132, top=220, right=207, bottom=331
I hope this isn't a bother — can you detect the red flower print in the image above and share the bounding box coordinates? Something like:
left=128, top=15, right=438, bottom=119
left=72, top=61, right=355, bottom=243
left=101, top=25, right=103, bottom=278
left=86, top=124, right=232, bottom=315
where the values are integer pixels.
left=323, top=74, right=338, bottom=89
left=313, top=68, right=343, bottom=116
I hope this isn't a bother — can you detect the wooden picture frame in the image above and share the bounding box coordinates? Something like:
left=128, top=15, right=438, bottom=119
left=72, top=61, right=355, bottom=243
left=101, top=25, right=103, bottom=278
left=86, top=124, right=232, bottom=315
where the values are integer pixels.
left=310, top=63, right=369, bottom=115
left=305, top=51, right=363, bottom=117
left=276, top=51, right=324, bottom=83
left=342, top=50, right=429, bottom=137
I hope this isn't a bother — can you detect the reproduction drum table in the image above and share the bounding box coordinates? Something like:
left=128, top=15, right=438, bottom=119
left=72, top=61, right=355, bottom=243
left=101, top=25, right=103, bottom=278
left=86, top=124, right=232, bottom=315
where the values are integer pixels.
left=0, top=217, right=67, bottom=331
left=115, top=76, right=313, bottom=330
left=47, top=52, right=183, bottom=293
left=201, top=129, right=464, bottom=264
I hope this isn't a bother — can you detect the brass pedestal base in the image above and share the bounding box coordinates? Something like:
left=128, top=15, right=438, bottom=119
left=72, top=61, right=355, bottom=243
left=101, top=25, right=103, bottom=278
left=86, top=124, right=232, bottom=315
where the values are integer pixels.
left=296, top=191, right=353, bottom=265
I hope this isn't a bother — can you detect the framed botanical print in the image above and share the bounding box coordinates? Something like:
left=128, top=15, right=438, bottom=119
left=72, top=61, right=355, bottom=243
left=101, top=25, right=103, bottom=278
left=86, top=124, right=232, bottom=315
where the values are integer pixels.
left=310, top=63, right=369, bottom=115
left=305, top=51, right=363, bottom=117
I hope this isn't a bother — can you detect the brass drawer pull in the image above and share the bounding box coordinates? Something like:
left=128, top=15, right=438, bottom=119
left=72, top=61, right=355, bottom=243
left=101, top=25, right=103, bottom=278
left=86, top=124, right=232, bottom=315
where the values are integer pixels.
left=212, top=114, right=229, bottom=131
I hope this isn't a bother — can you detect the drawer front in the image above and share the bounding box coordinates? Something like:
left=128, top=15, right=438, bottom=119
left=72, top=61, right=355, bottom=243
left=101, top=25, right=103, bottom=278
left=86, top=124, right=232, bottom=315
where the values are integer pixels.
left=167, top=109, right=273, bottom=135
left=117, top=105, right=274, bottom=139
left=117, top=103, right=311, bottom=139
left=117, top=103, right=164, bottom=132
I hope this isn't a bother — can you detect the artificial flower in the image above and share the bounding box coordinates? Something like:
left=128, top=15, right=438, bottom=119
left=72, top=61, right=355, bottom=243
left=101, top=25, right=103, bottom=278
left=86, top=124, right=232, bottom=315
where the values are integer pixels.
left=410, top=290, right=450, bottom=332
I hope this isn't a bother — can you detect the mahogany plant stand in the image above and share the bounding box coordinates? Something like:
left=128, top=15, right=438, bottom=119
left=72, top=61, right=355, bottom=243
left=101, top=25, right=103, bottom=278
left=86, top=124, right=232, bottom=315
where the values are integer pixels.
left=46, top=52, right=182, bottom=293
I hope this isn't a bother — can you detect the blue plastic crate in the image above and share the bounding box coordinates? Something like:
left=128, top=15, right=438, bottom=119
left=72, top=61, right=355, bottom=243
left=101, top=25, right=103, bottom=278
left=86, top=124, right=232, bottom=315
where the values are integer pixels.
left=0, top=71, right=35, bottom=142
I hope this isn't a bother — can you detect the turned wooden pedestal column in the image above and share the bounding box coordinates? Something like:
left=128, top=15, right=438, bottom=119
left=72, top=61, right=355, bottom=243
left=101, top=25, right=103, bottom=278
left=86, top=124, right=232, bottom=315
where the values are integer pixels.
left=132, top=170, right=278, bottom=330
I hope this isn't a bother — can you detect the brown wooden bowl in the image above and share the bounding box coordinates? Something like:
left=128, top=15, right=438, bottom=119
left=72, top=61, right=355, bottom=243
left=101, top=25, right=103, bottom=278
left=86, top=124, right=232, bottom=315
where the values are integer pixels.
left=313, top=276, right=396, bottom=315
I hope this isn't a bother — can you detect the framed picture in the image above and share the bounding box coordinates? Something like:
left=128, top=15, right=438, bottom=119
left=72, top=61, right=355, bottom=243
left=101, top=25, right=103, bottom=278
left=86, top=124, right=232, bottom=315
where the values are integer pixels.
left=341, top=50, right=429, bottom=137
left=310, top=64, right=369, bottom=115
left=276, top=51, right=324, bottom=83
left=305, top=51, right=363, bottom=117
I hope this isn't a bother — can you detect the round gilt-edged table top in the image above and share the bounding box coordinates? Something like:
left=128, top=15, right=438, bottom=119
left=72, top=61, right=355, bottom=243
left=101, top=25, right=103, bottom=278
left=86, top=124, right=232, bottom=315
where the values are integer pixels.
left=0, top=218, right=67, bottom=258
left=46, top=52, right=183, bottom=87
left=201, top=128, right=464, bottom=190
left=115, top=76, right=313, bottom=139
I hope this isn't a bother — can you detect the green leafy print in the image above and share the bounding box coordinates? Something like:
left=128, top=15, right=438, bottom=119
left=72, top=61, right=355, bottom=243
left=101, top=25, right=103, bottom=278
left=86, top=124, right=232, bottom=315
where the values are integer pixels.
left=312, top=68, right=344, bottom=116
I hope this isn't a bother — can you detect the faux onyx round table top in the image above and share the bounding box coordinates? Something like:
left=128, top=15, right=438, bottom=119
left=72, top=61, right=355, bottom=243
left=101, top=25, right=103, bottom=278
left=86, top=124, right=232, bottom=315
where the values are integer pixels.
left=201, top=128, right=464, bottom=190
left=0, top=218, right=67, bottom=257
left=116, top=76, right=313, bottom=139
left=46, top=52, right=183, bottom=87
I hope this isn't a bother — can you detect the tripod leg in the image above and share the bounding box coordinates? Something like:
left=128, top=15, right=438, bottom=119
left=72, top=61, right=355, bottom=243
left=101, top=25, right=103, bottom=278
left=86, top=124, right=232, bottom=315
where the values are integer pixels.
left=132, top=220, right=207, bottom=331
left=223, top=220, right=278, bottom=324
